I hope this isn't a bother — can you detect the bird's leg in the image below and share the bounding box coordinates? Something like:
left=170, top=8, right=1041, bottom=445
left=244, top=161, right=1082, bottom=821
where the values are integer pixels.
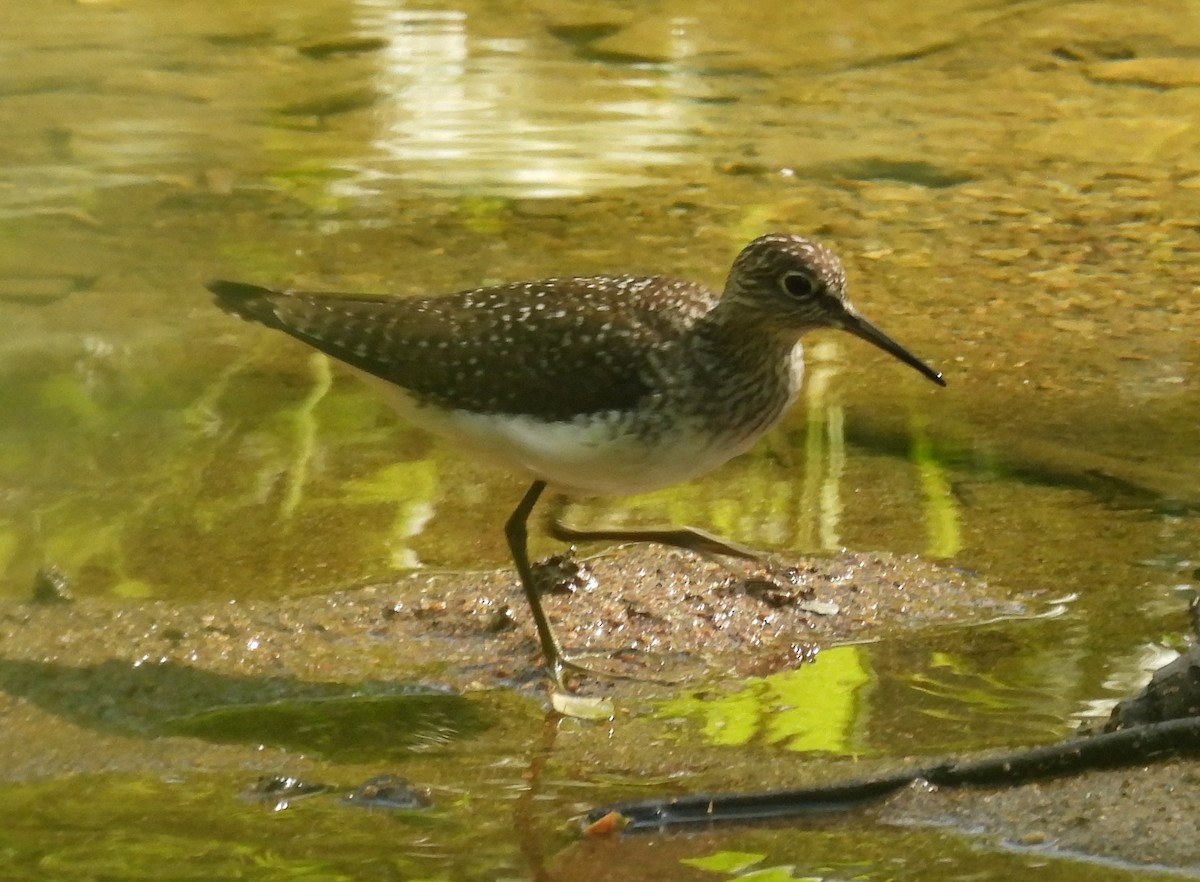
left=507, top=481, right=607, bottom=689
left=506, top=482, right=650, bottom=689
left=549, top=519, right=766, bottom=562
left=546, top=495, right=769, bottom=564
left=505, top=481, right=566, bottom=685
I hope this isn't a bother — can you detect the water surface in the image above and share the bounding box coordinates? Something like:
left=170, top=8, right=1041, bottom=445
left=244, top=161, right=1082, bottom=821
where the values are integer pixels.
left=0, top=0, right=1197, bottom=878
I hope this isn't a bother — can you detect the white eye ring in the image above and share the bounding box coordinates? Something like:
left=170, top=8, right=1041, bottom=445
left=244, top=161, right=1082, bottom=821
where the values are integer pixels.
left=781, top=271, right=817, bottom=299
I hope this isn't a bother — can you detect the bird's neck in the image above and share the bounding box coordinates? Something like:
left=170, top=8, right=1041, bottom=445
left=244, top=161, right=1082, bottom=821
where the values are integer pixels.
left=701, top=300, right=804, bottom=360
left=684, top=309, right=806, bottom=419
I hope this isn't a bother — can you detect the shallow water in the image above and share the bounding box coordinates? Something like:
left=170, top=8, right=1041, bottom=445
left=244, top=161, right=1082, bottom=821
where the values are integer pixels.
left=1, top=0, right=1198, bottom=878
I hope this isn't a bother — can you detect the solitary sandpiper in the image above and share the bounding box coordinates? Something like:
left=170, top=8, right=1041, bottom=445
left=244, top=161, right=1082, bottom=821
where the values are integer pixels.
left=209, top=233, right=944, bottom=687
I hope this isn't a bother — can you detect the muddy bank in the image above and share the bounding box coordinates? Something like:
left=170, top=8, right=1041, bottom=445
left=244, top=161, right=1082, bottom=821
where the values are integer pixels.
left=0, top=544, right=1008, bottom=772
left=1, top=544, right=1197, bottom=876
left=2, top=545, right=1198, bottom=873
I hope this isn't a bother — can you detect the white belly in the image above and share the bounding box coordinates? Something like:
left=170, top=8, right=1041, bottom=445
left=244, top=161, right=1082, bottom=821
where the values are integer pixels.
left=353, top=370, right=771, bottom=496
left=348, top=340, right=804, bottom=497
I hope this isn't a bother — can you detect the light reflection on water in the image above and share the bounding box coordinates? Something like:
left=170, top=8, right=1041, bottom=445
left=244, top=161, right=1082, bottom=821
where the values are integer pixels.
left=352, top=2, right=699, bottom=197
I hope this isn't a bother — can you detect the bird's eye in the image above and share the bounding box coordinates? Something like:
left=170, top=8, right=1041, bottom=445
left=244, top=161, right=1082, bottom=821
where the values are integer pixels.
left=781, top=271, right=818, bottom=299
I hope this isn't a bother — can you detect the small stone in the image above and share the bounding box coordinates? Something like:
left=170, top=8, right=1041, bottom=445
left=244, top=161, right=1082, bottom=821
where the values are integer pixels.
left=797, top=599, right=840, bottom=617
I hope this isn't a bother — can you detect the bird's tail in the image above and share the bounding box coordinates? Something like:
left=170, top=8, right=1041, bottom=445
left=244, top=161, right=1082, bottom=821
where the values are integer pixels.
left=207, top=280, right=290, bottom=331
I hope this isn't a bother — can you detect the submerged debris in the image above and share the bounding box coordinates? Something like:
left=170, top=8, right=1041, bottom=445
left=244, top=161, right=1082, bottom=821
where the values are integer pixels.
left=30, top=566, right=73, bottom=605
left=342, top=774, right=432, bottom=810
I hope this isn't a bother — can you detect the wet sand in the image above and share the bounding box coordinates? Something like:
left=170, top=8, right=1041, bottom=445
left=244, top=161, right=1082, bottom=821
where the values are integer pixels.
left=1, top=543, right=1196, bottom=873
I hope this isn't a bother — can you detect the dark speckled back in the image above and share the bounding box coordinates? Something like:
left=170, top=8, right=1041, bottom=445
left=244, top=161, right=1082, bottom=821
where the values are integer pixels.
left=210, top=275, right=718, bottom=421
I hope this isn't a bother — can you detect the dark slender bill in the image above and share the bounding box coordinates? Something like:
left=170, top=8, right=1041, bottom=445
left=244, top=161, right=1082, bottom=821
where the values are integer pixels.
left=842, top=312, right=946, bottom=387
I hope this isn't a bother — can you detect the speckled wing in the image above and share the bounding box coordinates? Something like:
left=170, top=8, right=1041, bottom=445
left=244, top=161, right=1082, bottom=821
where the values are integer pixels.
left=208, top=277, right=718, bottom=421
